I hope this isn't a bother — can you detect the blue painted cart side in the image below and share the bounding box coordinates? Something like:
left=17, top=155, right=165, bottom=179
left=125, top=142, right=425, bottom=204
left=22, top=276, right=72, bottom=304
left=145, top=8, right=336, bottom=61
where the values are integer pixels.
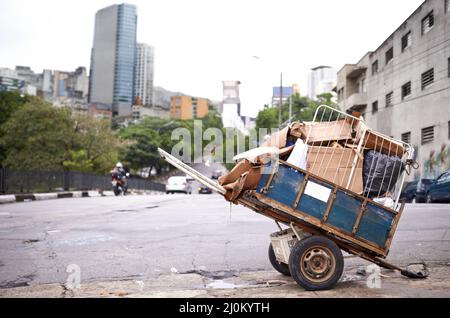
left=256, top=161, right=404, bottom=258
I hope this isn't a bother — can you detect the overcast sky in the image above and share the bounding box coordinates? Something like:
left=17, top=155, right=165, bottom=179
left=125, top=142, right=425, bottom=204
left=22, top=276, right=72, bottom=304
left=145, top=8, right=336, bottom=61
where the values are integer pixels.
left=0, top=0, right=425, bottom=117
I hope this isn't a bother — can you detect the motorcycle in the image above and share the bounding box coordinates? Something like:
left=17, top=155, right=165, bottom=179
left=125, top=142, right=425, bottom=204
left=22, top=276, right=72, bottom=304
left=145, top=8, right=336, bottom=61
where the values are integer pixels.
left=111, top=171, right=130, bottom=196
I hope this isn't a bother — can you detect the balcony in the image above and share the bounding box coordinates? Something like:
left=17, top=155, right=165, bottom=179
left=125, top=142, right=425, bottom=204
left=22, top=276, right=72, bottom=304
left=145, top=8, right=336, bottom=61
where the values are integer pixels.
left=339, top=92, right=367, bottom=112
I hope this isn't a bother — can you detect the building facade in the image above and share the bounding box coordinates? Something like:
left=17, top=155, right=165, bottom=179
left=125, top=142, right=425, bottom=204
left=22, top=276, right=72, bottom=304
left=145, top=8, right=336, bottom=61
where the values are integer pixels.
left=336, top=53, right=371, bottom=113
left=0, top=68, right=25, bottom=92
left=222, top=80, right=245, bottom=129
left=170, top=95, right=209, bottom=120
left=89, top=3, right=137, bottom=117
left=134, top=43, right=154, bottom=108
left=307, top=66, right=337, bottom=100
left=272, top=86, right=294, bottom=107
left=337, top=0, right=450, bottom=179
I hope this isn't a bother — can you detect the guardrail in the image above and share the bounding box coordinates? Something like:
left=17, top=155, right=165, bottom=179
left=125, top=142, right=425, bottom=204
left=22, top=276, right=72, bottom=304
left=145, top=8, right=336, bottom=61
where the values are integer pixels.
left=0, top=168, right=165, bottom=194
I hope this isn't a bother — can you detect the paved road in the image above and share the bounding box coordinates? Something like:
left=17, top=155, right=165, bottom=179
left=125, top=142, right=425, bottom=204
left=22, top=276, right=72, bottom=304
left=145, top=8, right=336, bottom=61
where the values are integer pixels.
left=0, top=194, right=449, bottom=296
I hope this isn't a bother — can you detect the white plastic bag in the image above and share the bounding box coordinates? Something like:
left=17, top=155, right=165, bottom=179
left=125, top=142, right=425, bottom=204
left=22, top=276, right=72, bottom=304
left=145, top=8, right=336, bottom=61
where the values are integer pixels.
left=373, top=196, right=395, bottom=209
left=287, top=139, right=308, bottom=170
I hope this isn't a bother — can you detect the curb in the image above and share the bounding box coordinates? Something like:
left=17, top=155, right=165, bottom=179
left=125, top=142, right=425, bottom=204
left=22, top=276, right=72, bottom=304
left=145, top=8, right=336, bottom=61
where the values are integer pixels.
left=0, top=190, right=163, bottom=204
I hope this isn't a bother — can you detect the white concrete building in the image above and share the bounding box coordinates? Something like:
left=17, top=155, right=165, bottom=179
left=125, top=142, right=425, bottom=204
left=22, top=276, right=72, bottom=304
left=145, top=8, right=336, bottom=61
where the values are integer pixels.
left=337, top=0, right=450, bottom=180
left=134, top=43, right=155, bottom=107
left=307, top=66, right=337, bottom=100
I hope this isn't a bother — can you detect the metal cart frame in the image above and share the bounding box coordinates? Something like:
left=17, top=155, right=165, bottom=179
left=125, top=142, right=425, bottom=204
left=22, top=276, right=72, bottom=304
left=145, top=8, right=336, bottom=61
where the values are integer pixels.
left=157, top=106, right=427, bottom=291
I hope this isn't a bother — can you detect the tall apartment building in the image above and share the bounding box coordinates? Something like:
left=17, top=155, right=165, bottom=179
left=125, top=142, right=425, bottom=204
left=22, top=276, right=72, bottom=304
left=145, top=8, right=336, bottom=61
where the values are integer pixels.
left=134, top=43, right=154, bottom=107
left=88, top=3, right=137, bottom=117
left=170, top=95, right=209, bottom=120
left=0, top=68, right=25, bottom=92
left=307, top=66, right=337, bottom=100
left=337, top=0, right=450, bottom=179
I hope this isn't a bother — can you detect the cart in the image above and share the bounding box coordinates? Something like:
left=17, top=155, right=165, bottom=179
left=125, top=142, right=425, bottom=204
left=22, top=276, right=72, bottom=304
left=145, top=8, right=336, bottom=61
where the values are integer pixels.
left=158, top=106, right=428, bottom=291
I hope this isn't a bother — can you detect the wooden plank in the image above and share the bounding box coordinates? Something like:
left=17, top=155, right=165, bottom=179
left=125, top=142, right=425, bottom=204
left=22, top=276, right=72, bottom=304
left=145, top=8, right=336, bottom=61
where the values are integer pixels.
left=294, top=174, right=309, bottom=208
left=322, top=187, right=337, bottom=223
left=384, top=201, right=406, bottom=252
left=352, top=200, right=368, bottom=235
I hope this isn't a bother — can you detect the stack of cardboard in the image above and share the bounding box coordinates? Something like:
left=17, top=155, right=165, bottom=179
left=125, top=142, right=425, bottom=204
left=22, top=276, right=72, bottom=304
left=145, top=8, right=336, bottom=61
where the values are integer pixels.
left=219, top=117, right=405, bottom=202
left=307, top=147, right=363, bottom=194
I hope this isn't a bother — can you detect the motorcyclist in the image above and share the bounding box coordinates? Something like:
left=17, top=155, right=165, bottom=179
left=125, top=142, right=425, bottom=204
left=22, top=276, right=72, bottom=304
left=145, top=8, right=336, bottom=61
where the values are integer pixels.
left=111, top=162, right=129, bottom=193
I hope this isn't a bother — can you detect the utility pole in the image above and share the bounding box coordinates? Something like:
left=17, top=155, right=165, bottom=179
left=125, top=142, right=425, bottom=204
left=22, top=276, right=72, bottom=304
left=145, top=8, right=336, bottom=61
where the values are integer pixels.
left=279, top=72, right=282, bottom=127
left=289, top=94, right=292, bottom=125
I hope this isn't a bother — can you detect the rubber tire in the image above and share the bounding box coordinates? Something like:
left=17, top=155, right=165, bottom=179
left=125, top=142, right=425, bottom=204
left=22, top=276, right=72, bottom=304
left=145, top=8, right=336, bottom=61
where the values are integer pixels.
left=114, top=188, right=121, bottom=196
left=288, top=236, right=344, bottom=291
left=268, top=243, right=291, bottom=276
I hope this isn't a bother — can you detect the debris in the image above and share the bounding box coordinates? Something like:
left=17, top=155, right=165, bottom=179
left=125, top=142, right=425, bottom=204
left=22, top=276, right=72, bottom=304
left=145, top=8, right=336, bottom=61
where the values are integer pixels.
left=170, top=267, right=179, bottom=274
left=356, top=267, right=367, bottom=276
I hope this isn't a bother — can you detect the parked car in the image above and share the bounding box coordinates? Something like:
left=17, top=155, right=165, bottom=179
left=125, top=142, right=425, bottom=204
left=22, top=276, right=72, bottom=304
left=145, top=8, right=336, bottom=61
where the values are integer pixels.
left=426, top=170, right=450, bottom=203
left=400, top=179, right=434, bottom=203
left=166, top=176, right=192, bottom=194
left=198, top=185, right=212, bottom=194
left=211, top=170, right=223, bottom=180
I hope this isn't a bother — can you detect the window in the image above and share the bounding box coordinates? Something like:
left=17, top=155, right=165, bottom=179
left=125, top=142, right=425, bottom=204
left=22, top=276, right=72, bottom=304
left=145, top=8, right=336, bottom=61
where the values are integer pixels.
left=372, top=101, right=378, bottom=114
left=401, top=31, right=412, bottom=52
left=401, top=81, right=412, bottom=100
left=421, top=11, right=434, bottom=35
left=421, top=68, right=434, bottom=90
left=385, top=47, right=394, bottom=65
left=385, top=92, right=393, bottom=108
left=402, top=132, right=411, bottom=144
left=372, top=60, right=379, bottom=75
left=421, top=126, right=434, bottom=145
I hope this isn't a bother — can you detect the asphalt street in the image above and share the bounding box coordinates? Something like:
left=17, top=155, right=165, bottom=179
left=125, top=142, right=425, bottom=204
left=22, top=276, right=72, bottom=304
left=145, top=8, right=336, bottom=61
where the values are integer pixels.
left=0, top=191, right=450, bottom=298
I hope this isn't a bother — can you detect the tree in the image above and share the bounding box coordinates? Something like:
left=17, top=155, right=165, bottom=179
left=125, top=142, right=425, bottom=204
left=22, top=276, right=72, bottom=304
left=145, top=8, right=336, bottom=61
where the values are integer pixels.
left=66, top=115, right=123, bottom=173
left=0, top=99, right=122, bottom=173
left=0, top=91, right=35, bottom=166
left=255, top=107, right=279, bottom=130
left=0, top=91, right=33, bottom=127
left=0, top=100, right=74, bottom=171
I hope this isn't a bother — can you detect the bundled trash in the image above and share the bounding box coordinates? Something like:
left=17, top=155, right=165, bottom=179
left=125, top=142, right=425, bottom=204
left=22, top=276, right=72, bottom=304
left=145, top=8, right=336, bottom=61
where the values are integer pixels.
left=219, top=111, right=410, bottom=206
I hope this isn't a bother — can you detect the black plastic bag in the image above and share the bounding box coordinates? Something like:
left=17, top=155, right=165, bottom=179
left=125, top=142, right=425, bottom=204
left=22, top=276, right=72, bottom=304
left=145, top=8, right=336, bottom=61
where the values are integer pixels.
left=363, top=150, right=404, bottom=197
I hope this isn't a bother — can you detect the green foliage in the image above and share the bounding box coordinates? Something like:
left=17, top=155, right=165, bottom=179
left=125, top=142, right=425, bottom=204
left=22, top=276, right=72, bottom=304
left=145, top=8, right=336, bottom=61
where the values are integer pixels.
left=255, top=107, right=279, bottom=130
left=255, top=93, right=339, bottom=130
left=63, top=150, right=94, bottom=172
left=0, top=91, right=36, bottom=165
left=0, top=91, right=34, bottom=126
left=119, top=111, right=225, bottom=174
left=0, top=100, right=74, bottom=171
left=0, top=99, right=122, bottom=173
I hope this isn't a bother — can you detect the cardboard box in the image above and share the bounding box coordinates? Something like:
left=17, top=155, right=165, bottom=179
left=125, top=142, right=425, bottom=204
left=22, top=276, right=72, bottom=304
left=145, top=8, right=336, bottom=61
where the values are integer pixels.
left=306, top=146, right=363, bottom=194
left=294, top=120, right=354, bottom=145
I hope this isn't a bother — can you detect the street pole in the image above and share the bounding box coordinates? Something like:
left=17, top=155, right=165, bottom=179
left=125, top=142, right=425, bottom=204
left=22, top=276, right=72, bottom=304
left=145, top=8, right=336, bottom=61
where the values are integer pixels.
left=289, top=94, right=292, bottom=125
left=279, top=73, right=282, bottom=127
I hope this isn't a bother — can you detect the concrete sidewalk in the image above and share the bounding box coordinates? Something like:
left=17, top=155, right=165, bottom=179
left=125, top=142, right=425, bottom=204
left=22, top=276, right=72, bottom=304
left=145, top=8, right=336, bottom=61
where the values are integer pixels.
left=0, top=189, right=163, bottom=204
left=1, top=264, right=449, bottom=298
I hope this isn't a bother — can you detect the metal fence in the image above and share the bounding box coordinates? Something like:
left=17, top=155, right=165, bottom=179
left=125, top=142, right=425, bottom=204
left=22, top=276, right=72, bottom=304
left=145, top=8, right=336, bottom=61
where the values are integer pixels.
left=0, top=168, right=165, bottom=194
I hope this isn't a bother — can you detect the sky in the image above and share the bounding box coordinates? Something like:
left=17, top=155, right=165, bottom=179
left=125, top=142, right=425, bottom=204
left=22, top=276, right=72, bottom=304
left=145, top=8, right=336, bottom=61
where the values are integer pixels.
left=0, top=0, right=426, bottom=117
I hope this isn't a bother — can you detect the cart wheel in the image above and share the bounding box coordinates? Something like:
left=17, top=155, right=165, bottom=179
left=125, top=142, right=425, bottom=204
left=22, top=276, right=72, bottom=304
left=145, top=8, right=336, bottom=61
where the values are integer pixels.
left=288, top=236, right=344, bottom=291
left=268, top=243, right=291, bottom=276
